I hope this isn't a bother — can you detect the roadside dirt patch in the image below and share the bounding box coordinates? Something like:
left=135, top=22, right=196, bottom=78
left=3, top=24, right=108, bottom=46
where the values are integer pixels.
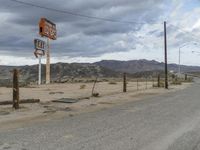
left=0, top=111, right=10, bottom=116
left=0, top=82, right=192, bottom=131
left=98, top=102, right=114, bottom=105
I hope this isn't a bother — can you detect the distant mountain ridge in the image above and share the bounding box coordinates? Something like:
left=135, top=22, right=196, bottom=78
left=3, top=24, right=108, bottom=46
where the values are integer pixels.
left=0, top=63, right=120, bottom=82
left=0, top=59, right=200, bottom=83
left=95, top=59, right=200, bottom=74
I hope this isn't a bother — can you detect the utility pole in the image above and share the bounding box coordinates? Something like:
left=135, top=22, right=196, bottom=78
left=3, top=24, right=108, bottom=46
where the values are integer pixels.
left=164, top=21, right=168, bottom=89
left=46, top=38, right=50, bottom=84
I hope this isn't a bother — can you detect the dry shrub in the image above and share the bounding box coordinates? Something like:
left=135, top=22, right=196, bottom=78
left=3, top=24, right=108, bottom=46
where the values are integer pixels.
left=152, top=81, right=165, bottom=87
left=80, top=84, right=86, bottom=89
left=92, top=92, right=99, bottom=97
left=171, top=80, right=182, bottom=85
left=108, top=81, right=117, bottom=85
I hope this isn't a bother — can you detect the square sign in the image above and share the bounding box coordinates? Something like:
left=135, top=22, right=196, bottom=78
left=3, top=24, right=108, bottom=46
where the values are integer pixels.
left=39, top=18, right=57, bottom=40
left=34, top=39, right=45, bottom=51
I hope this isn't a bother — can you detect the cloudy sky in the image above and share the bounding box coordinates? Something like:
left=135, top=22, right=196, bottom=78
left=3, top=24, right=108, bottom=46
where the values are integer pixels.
left=0, top=0, right=200, bottom=66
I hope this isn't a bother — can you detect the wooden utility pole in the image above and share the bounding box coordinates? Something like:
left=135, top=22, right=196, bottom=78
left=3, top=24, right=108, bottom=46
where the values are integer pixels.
left=13, top=69, right=19, bottom=109
left=164, top=21, right=168, bottom=89
left=46, top=38, right=50, bottom=84
left=123, top=73, right=127, bottom=92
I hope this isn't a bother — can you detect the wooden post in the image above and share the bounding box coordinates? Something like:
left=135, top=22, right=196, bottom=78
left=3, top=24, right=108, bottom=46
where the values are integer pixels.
left=175, top=75, right=178, bottom=82
left=123, top=73, right=127, bottom=92
left=152, top=78, right=154, bottom=88
left=185, top=74, right=187, bottom=81
left=91, top=76, right=98, bottom=96
left=157, top=74, right=160, bottom=87
left=38, top=55, right=42, bottom=85
left=145, top=77, right=147, bottom=89
left=13, top=69, right=19, bottom=109
left=137, top=79, right=139, bottom=90
left=46, top=38, right=50, bottom=84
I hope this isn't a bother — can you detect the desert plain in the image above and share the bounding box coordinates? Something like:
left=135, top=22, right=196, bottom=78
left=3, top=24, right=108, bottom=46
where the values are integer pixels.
left=0, top=80, right=191, bottom=130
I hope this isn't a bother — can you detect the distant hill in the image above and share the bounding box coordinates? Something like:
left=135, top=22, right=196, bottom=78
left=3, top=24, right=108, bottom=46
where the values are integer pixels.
left=0, top=59, right=200, bottom=84
left=95, top=59, right=200, bottom=74
left=0, top=63, right=120, bottom=84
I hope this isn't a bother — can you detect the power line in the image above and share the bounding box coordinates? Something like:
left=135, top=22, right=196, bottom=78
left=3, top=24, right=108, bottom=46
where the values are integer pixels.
left=9, top=0, right=160, bottom=25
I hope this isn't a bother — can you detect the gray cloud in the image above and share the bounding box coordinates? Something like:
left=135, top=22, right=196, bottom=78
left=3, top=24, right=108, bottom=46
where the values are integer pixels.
left=0, top=0, right=170, bottom=58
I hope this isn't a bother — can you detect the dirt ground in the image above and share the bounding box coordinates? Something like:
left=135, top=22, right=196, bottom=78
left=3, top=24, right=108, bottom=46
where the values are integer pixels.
left=0, top=81, right=192, bottom=130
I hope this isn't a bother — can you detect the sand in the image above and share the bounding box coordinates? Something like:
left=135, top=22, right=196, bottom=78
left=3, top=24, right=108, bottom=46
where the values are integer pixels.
left=0, top=81, right=192, bottom=130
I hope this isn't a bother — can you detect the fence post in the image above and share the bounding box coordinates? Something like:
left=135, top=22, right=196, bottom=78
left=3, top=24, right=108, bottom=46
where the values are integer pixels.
left=13, top=69, right=19, bottom=109
left=123, top=73, right=127, bottom=92
left=157, top=74, right=160, bottom=87
left=91, top=76, right=98, bottom=96
left=152, top=78, right=154, bottom=88
left=145, top=77, right=147, bottom=89
left=137, top=79, right=139, bottom=90
left=185, top=74, right=187, bottom=81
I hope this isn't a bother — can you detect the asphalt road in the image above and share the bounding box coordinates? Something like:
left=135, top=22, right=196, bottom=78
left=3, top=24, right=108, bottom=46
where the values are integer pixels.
left=1, top=82, right=200, bottom=150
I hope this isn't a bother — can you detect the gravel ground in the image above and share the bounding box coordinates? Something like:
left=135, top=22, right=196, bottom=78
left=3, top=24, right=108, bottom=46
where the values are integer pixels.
left=0, top=82, right=199, bottom=150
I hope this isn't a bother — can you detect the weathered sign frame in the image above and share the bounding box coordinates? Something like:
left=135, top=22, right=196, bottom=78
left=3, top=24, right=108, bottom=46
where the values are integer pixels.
left=39, top=18, right=57, bottom=40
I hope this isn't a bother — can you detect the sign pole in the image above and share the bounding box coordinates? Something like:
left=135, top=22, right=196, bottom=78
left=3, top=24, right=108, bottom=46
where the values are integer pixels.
left=39, top=18, right=56, bottom=84
left=39, top=18, right=56, bottom=41
left=38, top=55, right=42, bottom=85
left=46, top=38, right=50, bottom=84
left=164, top=21, right=168, bottom=89
left=34, top=39, right=45, bottom=85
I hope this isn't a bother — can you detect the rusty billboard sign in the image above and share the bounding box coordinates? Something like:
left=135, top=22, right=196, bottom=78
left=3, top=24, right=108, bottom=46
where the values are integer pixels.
left=39, top=18, right=57, bottom=40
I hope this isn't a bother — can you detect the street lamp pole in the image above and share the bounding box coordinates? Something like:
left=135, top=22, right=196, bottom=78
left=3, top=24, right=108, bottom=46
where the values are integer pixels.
left=179, top=47, right=181, bottom=74
left=178, top=42, right=198, bottom=75
left=178, top=45, right=186, bottom=75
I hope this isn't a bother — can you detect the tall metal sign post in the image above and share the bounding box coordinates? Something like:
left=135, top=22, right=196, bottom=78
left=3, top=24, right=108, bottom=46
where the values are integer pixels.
left=39, top=18, right=57, bottom=84
left=34, top=39, right=45, bottom=85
